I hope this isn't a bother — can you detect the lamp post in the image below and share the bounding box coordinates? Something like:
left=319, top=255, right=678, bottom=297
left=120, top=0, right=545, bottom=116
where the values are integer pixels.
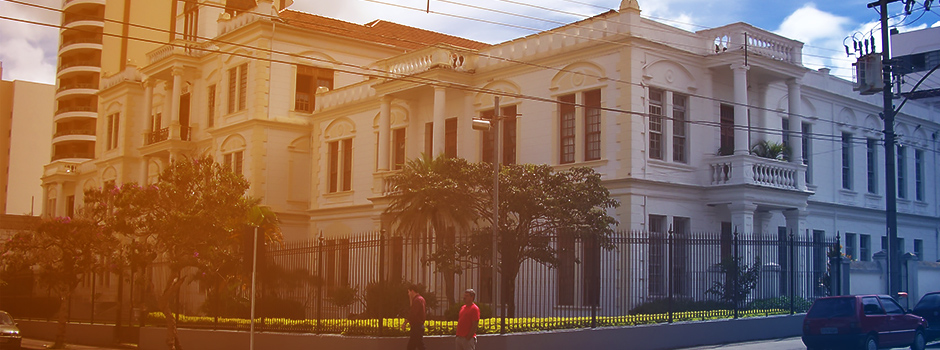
left=472, top=96, right=502, bottom=331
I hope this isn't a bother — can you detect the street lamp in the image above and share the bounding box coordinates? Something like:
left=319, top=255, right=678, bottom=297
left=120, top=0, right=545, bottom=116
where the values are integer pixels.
left=472, top=96, right=502, bottom=331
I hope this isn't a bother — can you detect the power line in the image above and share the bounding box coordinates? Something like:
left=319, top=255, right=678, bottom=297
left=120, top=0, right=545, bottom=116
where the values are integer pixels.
left=5, top=1, right=937, bottom=148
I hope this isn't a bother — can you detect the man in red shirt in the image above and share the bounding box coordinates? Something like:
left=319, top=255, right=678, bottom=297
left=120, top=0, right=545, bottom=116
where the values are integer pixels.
left=456, top=289, right=480, bottom=350
left=401, top=284, right=426, bottom=350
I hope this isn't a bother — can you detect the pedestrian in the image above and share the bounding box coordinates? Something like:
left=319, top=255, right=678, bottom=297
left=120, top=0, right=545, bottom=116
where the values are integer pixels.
left=455, top=289, right=480, bottom=350
left=401, top=284, right=426, bottom=350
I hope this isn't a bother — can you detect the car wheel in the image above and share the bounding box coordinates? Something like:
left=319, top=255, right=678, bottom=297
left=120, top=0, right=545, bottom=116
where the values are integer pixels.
left=862, top=335, right=877, bottom=350
left=911, top=330, right=926, bottom=350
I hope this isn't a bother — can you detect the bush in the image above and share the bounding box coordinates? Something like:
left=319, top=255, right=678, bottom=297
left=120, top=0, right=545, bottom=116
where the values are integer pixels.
left=628, top=298, right=733, bottom=314
left=748, top=296, right=811, bottom=313
left=363, top=280, right=438, bottom=318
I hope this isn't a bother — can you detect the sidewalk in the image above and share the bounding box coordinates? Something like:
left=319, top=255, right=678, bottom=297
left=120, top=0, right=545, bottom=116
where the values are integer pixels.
left=20, top=338, right=137, bottom=350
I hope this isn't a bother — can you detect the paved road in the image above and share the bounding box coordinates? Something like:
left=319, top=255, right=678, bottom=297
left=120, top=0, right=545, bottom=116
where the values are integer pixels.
left=676, top=336, right=940, bottom=350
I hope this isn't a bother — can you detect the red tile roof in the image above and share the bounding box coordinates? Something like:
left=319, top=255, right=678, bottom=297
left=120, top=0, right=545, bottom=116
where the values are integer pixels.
left=278, top=10, right=490, bottom=51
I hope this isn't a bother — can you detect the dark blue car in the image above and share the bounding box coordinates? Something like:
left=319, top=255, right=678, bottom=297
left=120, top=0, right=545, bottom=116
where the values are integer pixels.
left=913, top=291, right=940, bottom=342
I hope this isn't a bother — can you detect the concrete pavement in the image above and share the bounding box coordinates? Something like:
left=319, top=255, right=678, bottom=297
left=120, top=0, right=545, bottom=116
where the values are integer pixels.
left=20, top=338, right=136, bottom=350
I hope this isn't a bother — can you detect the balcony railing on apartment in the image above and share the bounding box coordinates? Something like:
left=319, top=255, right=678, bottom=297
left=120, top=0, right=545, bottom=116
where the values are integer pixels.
left=51, top=152, right=95, bottom=161
left=56, top=106, right=97, bottom=114
left=709, top=154, right=805, bottom=191
left=57, top=83, right=97, bottom=92
left=146, top=128, right=169, bottom=145
left=58, top=60, right=99, bottom=71
left=60, top=36, right=103, bottom=48
left=54, top=129, right=95, bottom=138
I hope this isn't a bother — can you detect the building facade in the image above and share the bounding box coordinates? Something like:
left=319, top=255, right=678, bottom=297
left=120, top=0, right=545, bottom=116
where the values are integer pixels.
left=42, top=0, right=939, bottom=265
left=1, top=64, right=54, bottom=216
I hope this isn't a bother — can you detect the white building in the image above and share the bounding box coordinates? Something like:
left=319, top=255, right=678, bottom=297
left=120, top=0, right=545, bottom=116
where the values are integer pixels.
left=42, top=0, right=939, bottom=267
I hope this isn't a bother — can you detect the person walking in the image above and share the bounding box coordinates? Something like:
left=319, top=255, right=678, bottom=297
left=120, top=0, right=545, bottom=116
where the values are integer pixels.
left=402, top=284, right=426, bottom=350
left=455, top=289, right=480, bottom=350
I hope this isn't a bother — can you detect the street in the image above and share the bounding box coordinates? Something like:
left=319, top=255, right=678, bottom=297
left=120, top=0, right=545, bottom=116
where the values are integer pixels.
left=677, top=336, right=940, bottom=350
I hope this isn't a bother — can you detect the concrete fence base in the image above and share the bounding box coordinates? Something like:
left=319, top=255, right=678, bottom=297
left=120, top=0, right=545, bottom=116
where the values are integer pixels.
left=23, top=314, right=805, bottom=350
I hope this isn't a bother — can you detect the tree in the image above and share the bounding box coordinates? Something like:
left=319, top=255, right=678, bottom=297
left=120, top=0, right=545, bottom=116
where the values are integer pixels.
left=386, top=157, right=620, bottom=317
left=82, top=156, right=280, bottom=350
left=484, top=164, right=619, bottom=317
left=1, top=216, right=116, bottom=349
left=384, top=154, right=490, bottom=304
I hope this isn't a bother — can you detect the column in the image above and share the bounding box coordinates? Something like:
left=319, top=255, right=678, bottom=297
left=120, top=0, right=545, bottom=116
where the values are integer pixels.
left=755, top=210, right=773, bottom=236
left=786, top=79, right=806, bottom=190
left=169, top=67, right=183, bottom=139
left=54, top=182, right=65, bottom=218
left=783, top=208, right=807, bottom=239
left=432, top=87, right=446, bottom=156
left=732, top=63, right=750, bottom=155
left=143, top=80, right=154, bottom=130
left=377, top=96, right=392, bottom=171
left=729, top=202, right=757, bottom=235
left=140, top=156, right=149, bottom=184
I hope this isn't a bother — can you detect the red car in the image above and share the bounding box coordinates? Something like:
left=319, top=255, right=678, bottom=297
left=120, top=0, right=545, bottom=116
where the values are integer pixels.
left=802, top=294, right=927, bottom=350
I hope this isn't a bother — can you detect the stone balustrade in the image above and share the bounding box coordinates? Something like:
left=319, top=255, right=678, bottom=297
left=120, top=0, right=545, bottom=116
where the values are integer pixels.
left=147, top=40, right=213, bottom=65
left=698, top=23, right=803, bottom=65
left=708, top=154, right=806, bottom=191
left=315, top=80, right=377, bottom=112
left=373, top=45, right=475, bottom=78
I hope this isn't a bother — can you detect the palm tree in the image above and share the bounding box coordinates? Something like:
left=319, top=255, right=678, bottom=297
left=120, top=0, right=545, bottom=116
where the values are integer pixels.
left=384, top=153, right=488, bottom=304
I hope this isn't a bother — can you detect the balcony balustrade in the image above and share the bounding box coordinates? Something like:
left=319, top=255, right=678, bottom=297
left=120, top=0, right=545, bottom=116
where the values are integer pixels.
left=708, top=154, right=806, bottom=191
left=146, top=128, right=169, bottom=145
left=147, top=40, right=213, bottom=65
left=373, top=45, right=474, bottom=78
left=698, top=23, right=803, bottom=65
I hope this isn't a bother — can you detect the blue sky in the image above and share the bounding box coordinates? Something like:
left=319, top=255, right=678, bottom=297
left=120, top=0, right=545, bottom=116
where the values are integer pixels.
left=1, top=0, right=938, bottom=84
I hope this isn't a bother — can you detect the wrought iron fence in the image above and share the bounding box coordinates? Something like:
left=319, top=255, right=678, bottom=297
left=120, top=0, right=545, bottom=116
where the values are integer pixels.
left=3, top=228, right=839, bottom=336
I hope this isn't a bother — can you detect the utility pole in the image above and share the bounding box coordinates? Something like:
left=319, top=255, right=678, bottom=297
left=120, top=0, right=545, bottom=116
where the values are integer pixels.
left=867, top=0, right=900, bottom=296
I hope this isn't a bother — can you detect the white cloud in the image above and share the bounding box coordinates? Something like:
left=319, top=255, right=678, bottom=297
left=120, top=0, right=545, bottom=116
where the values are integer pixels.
left=776, top=4, right=856, bottom=78
left=0, top=0, right=61, bottom=83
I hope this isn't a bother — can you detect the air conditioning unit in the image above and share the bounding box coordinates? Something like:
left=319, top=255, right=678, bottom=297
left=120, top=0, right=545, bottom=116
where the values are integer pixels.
left=853, top=53, right=885, bottom=95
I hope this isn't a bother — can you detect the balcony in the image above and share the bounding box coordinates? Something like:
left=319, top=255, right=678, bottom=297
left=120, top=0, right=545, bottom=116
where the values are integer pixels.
left=59, top=36, right=103, bottom=54
left=708, top=154, right=806, bottom=191
left=146, top=128, right=169, bottom=145
left=372, top=45, right=476, bottom=78
left=52, top=152, right=95, bottom=161
left=146, top=40, right=213, bottom=66
left=698, top=23, right=803, bottom=66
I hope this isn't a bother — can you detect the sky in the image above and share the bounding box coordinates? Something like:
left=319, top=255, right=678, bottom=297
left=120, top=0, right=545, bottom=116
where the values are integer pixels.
left=1, top=0, right=938, bottom=84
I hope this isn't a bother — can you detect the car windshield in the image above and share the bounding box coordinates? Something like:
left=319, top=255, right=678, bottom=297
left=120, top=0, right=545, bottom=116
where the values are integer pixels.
left=0, top=312, right=13, bottom=325
left=807, top=298, right=856, bottom=318
left=915, top=293, right=940, bottom=311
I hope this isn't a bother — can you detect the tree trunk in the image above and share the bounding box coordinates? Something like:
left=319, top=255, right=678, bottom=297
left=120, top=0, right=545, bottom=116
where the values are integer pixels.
left=502, top=261, right=520, bottom=319
left=158, top=276, right=186, bottom=350
left=52, top=287, right=72, bottom=349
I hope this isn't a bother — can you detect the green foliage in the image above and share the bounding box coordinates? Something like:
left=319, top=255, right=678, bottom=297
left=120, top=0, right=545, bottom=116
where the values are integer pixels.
left=747, top=296, right=812, bottom=313
left=628, top=298, right=734, bottom=314
left=750, top=140, right=790, bottom=160
left=146, top=308, right=789, bottom=336
left=328, top=285, right=361, bottom=308
left=706, top=256, right=762, bottom=307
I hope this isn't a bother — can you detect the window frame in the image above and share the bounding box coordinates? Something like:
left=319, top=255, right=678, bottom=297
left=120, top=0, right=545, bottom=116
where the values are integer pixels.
left=294, top=65, right=334, bottom=113
left=648, top=88, right=665, bottom=160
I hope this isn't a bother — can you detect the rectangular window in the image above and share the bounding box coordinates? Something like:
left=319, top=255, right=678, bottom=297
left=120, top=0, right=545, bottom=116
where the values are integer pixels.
left=328, top=139, right=352, bottom=193
left=392, top=128, right=406, bottom=170
left=915, top=149, right=924, bottom=201
left=223, top=151, right=243, bottom=176
left=559, top=94, right=576, bottom=164
left=842, top=132, right=853, bottom=190
left=867, top=138, right=877, bottom=193
left=557, top=233, right=575, bottom=306
left=781, top=117, right=790, bottom=154
left=648, top=88, right=664, bottom=160
left=581, top=234, right=600, bottom=306
left=648, top=214, right=666, bottom=296
left=672, top=92, right=688, bottom=163
left=803, top=122, right=812, bottom=183
left=845, top=233, right=857, bottom=261
left=777, top=227, right=790, bottom=295
left=207, top=84, right=216, bottom=127
left=813, top=230, right=826, bottom=296
left=66, top=195, right=75, bottom=218
left=295, top=65, right=334, bottom=112
left=106, top=113, right=119, bottom=150
left=445, top=117, right=457, bottom=158
left=228, top=64, right=248, bottom=114
left=719, top=104, right=735, bottom=155
left=671, top=217, right=690, bottom=296
left=881, top=235, right=889, bottom=252
left=914, top=239, right=923, bottom=259
left=860, top=234, right=871, bottom=262
left=481, top=107, right=517, bottom=165
left=584, top=90, right=601, bottom=161
left=898, top=145, right=907, bottom=199
left=424, top=123, right=433, bottom=157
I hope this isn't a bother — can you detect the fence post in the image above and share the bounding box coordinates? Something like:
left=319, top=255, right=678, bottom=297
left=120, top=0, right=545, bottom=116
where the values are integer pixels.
left=591, top=233, right=598, bottom=328
left=835, top=233, right=843, bottom=296
left=316, top=234, right=324, bottom=334
left=379, top=230, right=386, bottom=336
left=789, top=230, right=795, bottom=315
left=667, top=225, right=673, bottom=324
left=732, top=227, right=739, bottom=319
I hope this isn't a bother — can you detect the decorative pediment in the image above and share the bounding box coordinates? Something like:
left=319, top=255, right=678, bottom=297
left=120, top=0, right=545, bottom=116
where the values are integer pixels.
left=642, top=59, right=695, bottom=91
left=551, top=62, right=605, bottom=92
left=325, top=118, right=356, bottom=141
